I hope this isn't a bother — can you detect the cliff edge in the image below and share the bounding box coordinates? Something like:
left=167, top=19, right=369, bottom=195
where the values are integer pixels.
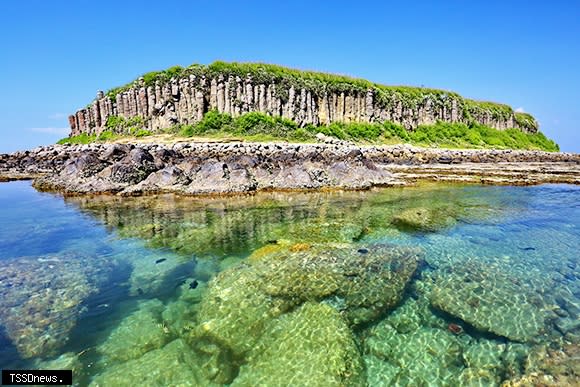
left=69, top=62, right=539, bottom=137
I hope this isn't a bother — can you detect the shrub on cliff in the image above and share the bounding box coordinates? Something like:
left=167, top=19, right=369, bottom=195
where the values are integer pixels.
left=57, top=133, right=96, bottom=145
left=180, top=110, right=234, bottom=136
left=105, top=115, right=146, bottom=134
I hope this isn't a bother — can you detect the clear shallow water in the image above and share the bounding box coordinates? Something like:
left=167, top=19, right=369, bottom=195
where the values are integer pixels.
left=0, top=181, right=578, bottom=386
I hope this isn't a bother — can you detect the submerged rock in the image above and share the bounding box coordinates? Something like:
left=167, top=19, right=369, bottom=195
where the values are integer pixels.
left=364, top=320, right=464, bottom=385
left=232, top=302, right=365, bottom=387
left=502, top=342, right=580, bottom=386
left=90, top=339, right=218, bottom=387
left=195, top=243, right=420, bottom=355
left=392, top=206, right=456, bottom=232
left=191, top=242, right=420, bottom=383
left=96, top=299, right=169, bottom=365
left=255, top=243, right=421, bottom=326
left=0, top=253, right=120, bottom=358
left=429, top=260, right=548, bottom=342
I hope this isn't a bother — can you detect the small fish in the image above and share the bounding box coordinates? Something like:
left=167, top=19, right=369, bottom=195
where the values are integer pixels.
left=267, top=240, right=278, bottom=244
left=519, top=247, right=535, bottom=251
left=137, top=288, right=144, bottom=295
left=189, top=280, right=199, bottom=289
left=357, top=248, right=369, bottom=254
left=155, top=258, right=167, bottom=264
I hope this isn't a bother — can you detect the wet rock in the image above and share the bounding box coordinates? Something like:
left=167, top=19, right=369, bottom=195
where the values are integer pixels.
left=3, top=143, right=579, bottom=195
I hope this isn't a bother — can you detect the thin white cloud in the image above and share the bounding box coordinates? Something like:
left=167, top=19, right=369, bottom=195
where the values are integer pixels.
left=48, top=113, right=67, bottom=120
left=515, top=107, right=525, bottom=113
left=28, top=127, right=70, bottom=135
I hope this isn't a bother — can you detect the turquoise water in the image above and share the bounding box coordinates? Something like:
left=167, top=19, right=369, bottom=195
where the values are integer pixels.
left=0, top=180, right=578, bottom=386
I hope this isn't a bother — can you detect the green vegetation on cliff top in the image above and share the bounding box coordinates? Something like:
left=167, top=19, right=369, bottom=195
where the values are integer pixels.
left=103, top=61, right=536, bottom=131
left=58, top=111, right=559, bottom=152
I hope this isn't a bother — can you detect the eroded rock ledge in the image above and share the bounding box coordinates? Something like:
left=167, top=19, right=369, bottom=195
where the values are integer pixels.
left=0, top=142, right=578, bottom=195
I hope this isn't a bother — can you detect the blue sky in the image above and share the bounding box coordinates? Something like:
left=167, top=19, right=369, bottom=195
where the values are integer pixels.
left=0, top=1, right=578, bottom=153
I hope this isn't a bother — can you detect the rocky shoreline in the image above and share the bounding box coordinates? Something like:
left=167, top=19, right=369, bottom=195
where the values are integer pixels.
left=0, top=140, right=578, bottom=195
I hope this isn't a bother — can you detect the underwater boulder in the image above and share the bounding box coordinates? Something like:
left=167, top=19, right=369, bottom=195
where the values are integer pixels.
left=231, top=302, right=365, bottom=387
left=191, top=242, right=420, bottom=382
left=0, top=253, right=120, bottom=358
left=501, top=342, right=580, bottom=386
left=392, top=207, right=456, bottom=232
left=193, top=262, right=297, bottom=360
left=429, top=260, right=548, bottom=342
left=90, top=339, right=219, bottom=387
left=363, top=319, right=464, bottom=385
left=255, top=243, right=422, bottom=326
left=263, top=219, right=365, bottom=244
left=96, top=299, right=169, bottom=364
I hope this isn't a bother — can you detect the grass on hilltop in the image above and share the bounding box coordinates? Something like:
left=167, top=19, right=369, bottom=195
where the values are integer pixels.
left=99, top=61, right=538, bottom=133
left=57, top=111, right=559, bottom=151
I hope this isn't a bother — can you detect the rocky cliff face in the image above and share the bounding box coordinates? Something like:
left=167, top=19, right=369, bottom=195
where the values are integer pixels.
left=68, top=63, right=539, bottom=137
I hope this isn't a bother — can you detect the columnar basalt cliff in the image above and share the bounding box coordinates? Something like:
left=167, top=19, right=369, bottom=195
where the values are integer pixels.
left=68, top=62, right=539, bottom=137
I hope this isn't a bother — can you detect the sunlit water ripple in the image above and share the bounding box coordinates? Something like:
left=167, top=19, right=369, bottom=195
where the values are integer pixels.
left=0, top=180, right=578, bottom=386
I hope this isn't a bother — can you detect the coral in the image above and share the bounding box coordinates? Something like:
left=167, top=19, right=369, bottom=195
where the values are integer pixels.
left=231, top=302, right=365, bottom=387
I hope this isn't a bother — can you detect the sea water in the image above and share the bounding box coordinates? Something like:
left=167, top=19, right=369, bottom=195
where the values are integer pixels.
left=0, top=180, right=578, bottom=386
